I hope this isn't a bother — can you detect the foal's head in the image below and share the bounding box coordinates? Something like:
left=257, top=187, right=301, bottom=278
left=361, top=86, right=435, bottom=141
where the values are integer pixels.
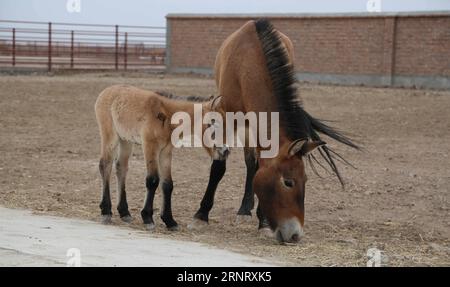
left=253, top=139, right=325, bottom=243
left=202, top=95, right=229, bottom=161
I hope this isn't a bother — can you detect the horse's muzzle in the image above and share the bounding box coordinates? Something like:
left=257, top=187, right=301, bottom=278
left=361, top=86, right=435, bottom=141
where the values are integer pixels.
left=275, top=218, right=304, bottom=243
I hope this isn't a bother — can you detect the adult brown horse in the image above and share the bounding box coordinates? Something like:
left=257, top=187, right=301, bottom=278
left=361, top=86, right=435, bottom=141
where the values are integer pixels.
left=190, top=19, right=358, bottom=243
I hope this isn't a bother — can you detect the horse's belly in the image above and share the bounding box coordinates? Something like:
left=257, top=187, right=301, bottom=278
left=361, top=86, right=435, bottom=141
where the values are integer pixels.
left=112, top=118, right=143, bottom=145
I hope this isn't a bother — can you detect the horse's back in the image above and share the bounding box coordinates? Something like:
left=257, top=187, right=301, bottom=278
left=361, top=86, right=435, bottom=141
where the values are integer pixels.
left=95, top=85, right=163, bottom=145
left=96, top=85, right=160, bottom=112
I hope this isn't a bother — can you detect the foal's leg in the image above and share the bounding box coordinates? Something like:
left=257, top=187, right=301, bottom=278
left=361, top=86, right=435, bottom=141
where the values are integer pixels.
left=99, top=156, right=113, bottom=223
left=115, top=139, right=133, bottom=222
left=99, top=141, right=117, bottom=224
left=190, top=159, right=226, bottom=229
left=158, top=146, right=178, bottom=231
left=141, top=142, right=159, bottom=231
left=237, top=147, right=257, bottom=217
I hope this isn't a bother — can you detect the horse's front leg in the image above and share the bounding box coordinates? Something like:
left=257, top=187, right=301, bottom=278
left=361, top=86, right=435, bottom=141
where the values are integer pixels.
left=237, top=147, right=257, bottom=219
left=256, top=202, right=273, bottom=238
left=158, top=146, right=178, bottom=231
left=189, top=147, right=228, bottom=229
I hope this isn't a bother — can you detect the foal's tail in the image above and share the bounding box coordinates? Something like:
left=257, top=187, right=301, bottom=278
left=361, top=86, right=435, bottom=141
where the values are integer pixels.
left=254, top=18, right=359, bottom=186
left=95, top=87, right=119, bottom=159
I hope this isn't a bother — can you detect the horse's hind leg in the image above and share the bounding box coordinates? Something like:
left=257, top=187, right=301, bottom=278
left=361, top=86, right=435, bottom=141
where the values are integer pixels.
left=115, top=139, right=133, bottom=223
left=158, top=146, right=178, bottom=231
left=99, top=141, right=117, bottom=224
left=237, top=147, right=257, bottom=219
left=141, top=141, right=159, bottom=231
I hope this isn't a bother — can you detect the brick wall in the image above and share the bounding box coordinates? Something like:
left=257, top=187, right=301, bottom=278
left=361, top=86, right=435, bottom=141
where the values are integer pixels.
left=166, top=12, right=450, bottom=89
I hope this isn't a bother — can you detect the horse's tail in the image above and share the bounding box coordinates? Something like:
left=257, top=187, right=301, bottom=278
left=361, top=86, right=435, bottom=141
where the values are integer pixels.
left=306, top=113, right=359, bottom=150
left=254, top=18, right=359, bottom=186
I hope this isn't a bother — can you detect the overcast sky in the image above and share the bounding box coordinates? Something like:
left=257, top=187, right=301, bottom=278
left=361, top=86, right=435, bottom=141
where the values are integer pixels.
left=1, top=0, right=449, bottom=26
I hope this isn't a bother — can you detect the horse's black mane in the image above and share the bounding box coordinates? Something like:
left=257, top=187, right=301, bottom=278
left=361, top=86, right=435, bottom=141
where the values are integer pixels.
left=155, top=90, right=206, bottom=102
left=254, top=18, right=359, bottom=186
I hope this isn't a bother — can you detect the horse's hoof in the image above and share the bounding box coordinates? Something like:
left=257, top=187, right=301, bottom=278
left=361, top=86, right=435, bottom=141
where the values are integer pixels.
left=101, top=215, right=112, bottom=225
left=258, top=227, right=274, bottom=238
left=145, top=223, right=156, bottom=231
left=121, top=215, right=133, bottom=223
left=167, top=225, right=179, bottom=231
left=187, top=218, right=208, bottom=231
left=235, top=215, right=252, bottom=224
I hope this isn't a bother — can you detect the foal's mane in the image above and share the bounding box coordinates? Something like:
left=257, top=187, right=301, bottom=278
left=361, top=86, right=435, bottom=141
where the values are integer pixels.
left=155, top=90, right=206, bottom=102
left=254, top=18, right=359, bottom=186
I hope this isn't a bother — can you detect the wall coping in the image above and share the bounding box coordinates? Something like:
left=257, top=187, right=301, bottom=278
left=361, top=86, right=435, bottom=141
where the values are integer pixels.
left=166, top=11, right=450, bottom=20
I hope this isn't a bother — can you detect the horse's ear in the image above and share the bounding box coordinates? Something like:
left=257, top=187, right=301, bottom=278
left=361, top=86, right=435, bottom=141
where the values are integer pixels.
left=288, top=139, right=326, bottom=157
left=287, top=139, right=307, bottom=157
left=210, top=95, right=223, bottom=111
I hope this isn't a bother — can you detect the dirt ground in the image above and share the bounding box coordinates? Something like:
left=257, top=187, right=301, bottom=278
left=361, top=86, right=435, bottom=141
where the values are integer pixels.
left=0, top=72, right=449, bottom=266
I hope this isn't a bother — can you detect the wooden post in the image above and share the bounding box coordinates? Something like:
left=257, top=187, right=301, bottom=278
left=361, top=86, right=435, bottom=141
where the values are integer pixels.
left=12, top=28, right=16, bottom=67
left=70, top=30, right=74, bottom=69
left=115, top=25, right=119, bottom=70
left=124, top=32, right=128, bottom=70
left=48, top=22, right=52, bottom=71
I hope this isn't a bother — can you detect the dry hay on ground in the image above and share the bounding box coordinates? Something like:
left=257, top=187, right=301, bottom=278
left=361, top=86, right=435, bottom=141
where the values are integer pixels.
left=0, top=72, right=449, bottom=266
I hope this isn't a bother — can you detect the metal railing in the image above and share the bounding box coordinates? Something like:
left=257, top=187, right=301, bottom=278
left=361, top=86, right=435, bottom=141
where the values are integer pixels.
left=0, top=20, right=166, bottom=71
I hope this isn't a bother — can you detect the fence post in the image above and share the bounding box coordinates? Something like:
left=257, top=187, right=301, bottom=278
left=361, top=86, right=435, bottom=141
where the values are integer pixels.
left=48, top=22, right=52, bottom=72
left=115, top=25, right=119, bottom=70
left=70, top=30, right=74, bottom=69
left=12, top=28, right=16, bottom=67
left=124, top=32, right=128, bottom=70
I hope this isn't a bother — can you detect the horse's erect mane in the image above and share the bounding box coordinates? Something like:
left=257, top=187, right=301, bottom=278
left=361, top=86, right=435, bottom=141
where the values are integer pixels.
left=254, top=18, right=359, bottom=186
left=155, top=90, right=206, bottom=103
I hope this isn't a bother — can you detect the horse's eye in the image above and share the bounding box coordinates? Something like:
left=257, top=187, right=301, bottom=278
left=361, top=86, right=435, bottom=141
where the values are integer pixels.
left=282, top=178, right=294, bottom=188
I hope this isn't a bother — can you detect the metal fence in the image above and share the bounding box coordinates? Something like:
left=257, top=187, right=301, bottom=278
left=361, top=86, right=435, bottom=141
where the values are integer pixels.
left=0, top=20, right=166, bottom=71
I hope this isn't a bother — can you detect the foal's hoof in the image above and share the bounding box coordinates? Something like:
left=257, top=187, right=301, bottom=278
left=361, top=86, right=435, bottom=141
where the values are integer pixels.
left=258, top=227, right=274, bottom=238
left=187, top=218, right=208, bottom=231
left=120, top=215, right=133, bottom=223
left=235, top=215, right=252, bottom=224
left=167, top=225, right=179, bottom=231
left=101, top=215, right=112, bottom=225
left=145, top=223, right=156, bottom=231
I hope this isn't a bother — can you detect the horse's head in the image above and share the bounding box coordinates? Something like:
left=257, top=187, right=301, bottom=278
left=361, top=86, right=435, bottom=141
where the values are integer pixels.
left=253, top=138, right=325, bottom=243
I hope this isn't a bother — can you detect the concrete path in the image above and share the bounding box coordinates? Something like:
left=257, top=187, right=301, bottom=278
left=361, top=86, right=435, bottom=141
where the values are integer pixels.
left=0, top=207, right=274, bottom=267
